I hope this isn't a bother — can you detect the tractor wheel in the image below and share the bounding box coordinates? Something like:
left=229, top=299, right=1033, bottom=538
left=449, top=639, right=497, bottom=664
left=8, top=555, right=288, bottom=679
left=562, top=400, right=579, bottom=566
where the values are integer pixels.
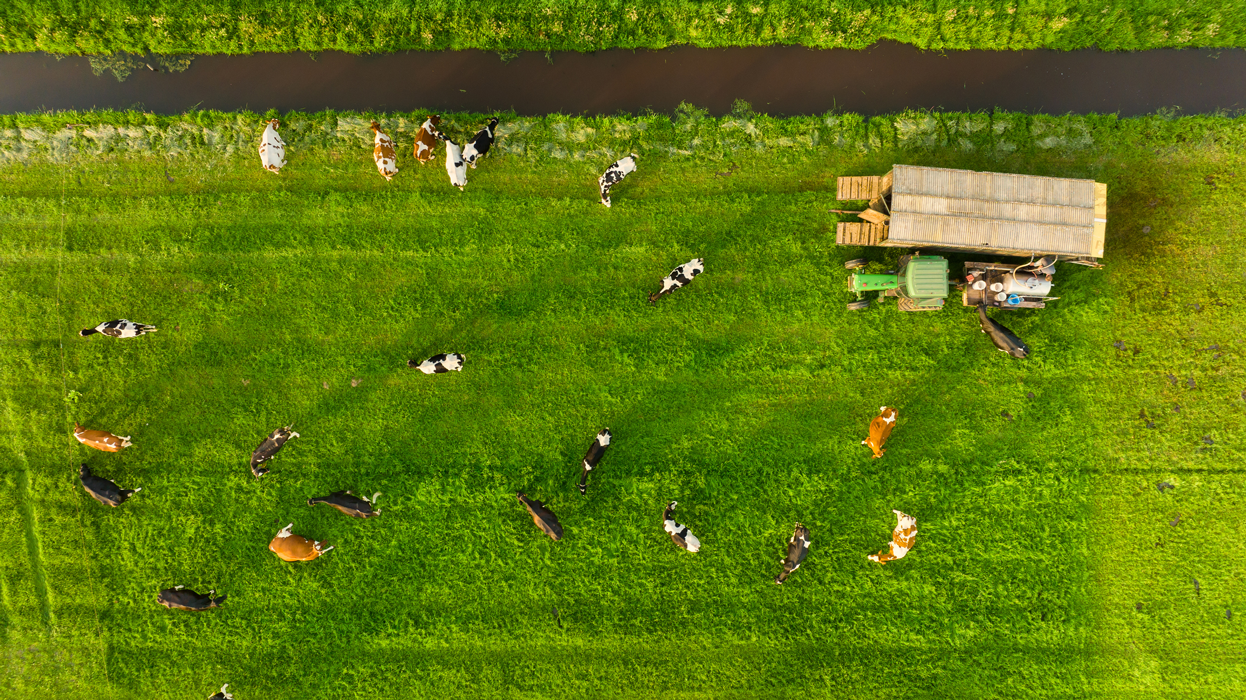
left=847, top=299, right=871, bottom=311
left=844, top=258, right=868, bottom=270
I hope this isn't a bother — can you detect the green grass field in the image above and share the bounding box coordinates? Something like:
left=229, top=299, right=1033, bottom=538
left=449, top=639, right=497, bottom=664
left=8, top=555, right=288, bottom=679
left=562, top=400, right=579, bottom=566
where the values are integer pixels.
left=1, top=109, right=1243, bottom=699
left=1, top=0, right=1243, bottom=55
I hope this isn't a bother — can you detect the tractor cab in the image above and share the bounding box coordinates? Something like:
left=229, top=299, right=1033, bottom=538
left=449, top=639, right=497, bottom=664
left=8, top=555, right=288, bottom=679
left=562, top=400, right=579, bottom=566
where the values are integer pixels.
left=847, top=254, right=949, bottom=311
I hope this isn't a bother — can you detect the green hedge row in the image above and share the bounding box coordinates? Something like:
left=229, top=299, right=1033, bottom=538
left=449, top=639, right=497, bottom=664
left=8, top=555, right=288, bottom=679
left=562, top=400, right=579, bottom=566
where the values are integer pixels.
left=0, top=1, right=1242, bottom=54
left=2, top=108, right=1243, bottom=166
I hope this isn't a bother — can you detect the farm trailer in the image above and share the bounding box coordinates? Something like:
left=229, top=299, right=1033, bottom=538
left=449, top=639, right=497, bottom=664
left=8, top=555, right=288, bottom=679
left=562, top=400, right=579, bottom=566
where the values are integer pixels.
left=834, top=165, right=1107, bottom=312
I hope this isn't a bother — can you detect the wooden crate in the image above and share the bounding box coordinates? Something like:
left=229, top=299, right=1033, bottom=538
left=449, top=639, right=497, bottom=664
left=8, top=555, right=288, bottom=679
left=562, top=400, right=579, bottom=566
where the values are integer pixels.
left=837, top=176, right=880, bottom=201
left=836, top=222, right=888, bottom=246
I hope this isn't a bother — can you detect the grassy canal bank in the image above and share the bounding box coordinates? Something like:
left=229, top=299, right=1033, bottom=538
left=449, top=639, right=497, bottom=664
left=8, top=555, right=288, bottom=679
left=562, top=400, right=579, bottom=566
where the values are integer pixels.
left=0, top=108, right=1242, bottom=699
left=0, top=1, right=1242, bottom=55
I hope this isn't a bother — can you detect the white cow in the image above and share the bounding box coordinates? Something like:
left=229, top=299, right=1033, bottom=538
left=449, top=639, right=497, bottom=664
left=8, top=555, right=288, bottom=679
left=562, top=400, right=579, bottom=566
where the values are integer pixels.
left=258, top=119, right=286, bottom=173
left=439, top=133, right=467, bottom=190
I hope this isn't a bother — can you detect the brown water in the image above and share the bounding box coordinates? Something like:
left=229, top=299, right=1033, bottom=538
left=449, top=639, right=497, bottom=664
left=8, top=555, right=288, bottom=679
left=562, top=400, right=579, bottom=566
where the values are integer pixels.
left=2, top=42, right=1242, bottom=116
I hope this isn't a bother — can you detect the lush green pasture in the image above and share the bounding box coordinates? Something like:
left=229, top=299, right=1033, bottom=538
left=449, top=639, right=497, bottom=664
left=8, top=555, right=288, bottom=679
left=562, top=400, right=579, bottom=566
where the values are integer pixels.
left=0, top=0, right=1243, bottom=55
left=0, top=110, right=1243, bottom=699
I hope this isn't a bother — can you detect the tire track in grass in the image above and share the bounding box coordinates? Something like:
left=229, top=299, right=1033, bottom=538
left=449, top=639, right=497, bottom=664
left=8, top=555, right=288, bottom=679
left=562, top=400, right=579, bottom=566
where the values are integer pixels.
left=11, top=448, right=51, bottom=629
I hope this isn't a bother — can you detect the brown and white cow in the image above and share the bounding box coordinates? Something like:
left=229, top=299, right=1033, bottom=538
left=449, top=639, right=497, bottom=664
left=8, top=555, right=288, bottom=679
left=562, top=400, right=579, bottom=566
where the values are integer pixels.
left=414, top=115, right=441, bottom=163
left=862, top=406, right=897, bottom=459
left=268, top=523, right=334, bottom=562
left=370, top=121, right=398, bottom=181
left=258, top=118, right=286, bottom=173
left=868, top=510, right=917, bottom=564
left=662, top=501, right=701, bottom=552
left=74, top=422, right=132, bottom=452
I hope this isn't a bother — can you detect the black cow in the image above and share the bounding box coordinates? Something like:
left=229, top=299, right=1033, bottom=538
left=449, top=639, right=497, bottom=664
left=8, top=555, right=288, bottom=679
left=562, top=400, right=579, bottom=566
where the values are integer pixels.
left=517, top=492, right=563, bottom=541
left=408, top=353, right=465, bottom=374
left=976, top=304, right=1030, bottom=359
left=78, top=464, right=140, bottom=507
left=662, top=501, right=701, bottom=552
left=157, top=586, right=225, bottom=611
left=250, top=425, right=299, bottom=477
left=598, top=154, right=638, bottom=207
left=308, top=491, right=381, bottom=518
left=462, top=117, right=499, bottom=168
left=775, top=522, right=811, bottom=585
left=577, top=428, right=611, bottom=495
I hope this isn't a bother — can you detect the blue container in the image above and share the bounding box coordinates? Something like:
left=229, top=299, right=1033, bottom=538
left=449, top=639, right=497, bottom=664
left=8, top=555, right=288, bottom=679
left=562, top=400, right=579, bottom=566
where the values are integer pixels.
left=1006, top=294, right=1022, bottom=306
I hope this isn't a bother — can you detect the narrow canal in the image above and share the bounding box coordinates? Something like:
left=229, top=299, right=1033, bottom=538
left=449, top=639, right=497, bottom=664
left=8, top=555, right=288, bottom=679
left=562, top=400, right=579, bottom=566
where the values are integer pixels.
left=1, top=42, right=1242, bottom=115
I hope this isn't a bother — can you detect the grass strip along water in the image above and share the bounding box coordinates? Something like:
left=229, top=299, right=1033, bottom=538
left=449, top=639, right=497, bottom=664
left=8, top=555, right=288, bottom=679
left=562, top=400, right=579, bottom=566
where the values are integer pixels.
left=0, top=108, right=1243, bottom=699
left=0, top=1, right=1243, bottom=55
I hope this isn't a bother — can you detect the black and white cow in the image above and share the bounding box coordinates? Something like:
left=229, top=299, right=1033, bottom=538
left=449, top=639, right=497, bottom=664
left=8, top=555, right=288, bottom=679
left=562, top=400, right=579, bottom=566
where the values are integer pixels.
left=308, top=491, right=381, bottom=518
left=577, top=428, right=611, bottom=495
left=775, top=522, right=811, bottom=585
left=157, top=586, right=226, bottom=611
left=79, top=319, right=158, bottom=338
left=648, top=258, right=705, bottom=304
left=517, top=492, right=564, bottom=541
left=408, top=353, right=465, bottom=374
left=208, top=683, right=234, bottom=700
left=976, top=304, right=1030, bottom=359
left=250, top=425, right=299, bottom=477
left=462, top=117, right=499, bottom=169
left=78, top=464, right=140, bottom=507
left=598, top=153, right=638, bottom=207
left=438, top=133, right=467, bottom=190
left=662, top=501, right=701, bottom=553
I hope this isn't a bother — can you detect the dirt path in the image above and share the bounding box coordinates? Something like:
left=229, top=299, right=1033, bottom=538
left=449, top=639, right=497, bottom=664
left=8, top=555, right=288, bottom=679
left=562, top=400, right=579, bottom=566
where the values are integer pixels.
left=2, top=42, right=1242, bottom=115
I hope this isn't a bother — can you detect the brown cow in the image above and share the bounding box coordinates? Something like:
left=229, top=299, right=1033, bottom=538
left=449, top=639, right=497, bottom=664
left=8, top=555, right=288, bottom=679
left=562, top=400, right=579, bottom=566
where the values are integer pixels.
left=517, top=492, right=563, bottom=541
left=414, top=115, right=441, bottom=163
left=370, top=121, right=398, bottom=181
left=868, top=510, right=917, bottom=564
left=862, top=406, right=897, bottom=459
left=268, top=523, right=333, bottom=562
left=74, top=422, right=132, bottom=452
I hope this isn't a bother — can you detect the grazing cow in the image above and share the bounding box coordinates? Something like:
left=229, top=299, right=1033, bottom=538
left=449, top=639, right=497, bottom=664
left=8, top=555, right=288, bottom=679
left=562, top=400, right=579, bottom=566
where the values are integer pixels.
left=462, top=117, right=499, bottom=169
left=308, top=490, right=381, bottom=518
left=258, top=118, right=286, bottom=174
left=775, top=522, right=811, bottom=585
left=79, top=319, right=157, bottom=338
left=648, top=258, right=705, bottom=304
left=250, top=425, right=299, bottom=477
left=662, top=501, right=701, bottom=553
left=157, top=585, right=225, bottom=611
left=414, top=115, right=441, bottom=163
left=577, top=428, right=611, bottom=495
left=438, top=133, right=467, bottom=190
left=598, top=153, right=638, bottom=207
left=977, top=304, right=1030, bottom=359
left=208, top=684, right=234, bottom=700
left=268, top=523, right=334, bottom=562
left=517, top=492, right=563, bottom=541
left=78, top=464, right=140, bottom=507
left=868, top=510, right=918, bottom=564
left=74, top=423, right=132, bottom=452
left=862, top=406, right=898, bottom=459
left=408, top=353, right=465, bottom=374
left=370, top=121, right=399, bottom=181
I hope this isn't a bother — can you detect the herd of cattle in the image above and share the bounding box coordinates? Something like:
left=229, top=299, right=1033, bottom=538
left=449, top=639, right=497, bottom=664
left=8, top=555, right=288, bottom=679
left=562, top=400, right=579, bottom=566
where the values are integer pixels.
left=77, top=122, right=929, bottom=697
left=257, top=116, right=639, bottom=207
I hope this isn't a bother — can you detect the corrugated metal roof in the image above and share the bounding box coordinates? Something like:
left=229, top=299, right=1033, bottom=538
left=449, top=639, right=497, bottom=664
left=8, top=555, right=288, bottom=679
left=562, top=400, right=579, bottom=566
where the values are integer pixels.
left=888, top=165, right=1105, bottom=257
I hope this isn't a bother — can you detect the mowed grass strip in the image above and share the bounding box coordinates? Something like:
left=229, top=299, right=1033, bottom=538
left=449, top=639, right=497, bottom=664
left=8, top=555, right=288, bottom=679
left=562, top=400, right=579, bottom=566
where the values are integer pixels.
left=0, top=0, right=1242, bottom=54
left=0, top=110, right=1243, bottom=699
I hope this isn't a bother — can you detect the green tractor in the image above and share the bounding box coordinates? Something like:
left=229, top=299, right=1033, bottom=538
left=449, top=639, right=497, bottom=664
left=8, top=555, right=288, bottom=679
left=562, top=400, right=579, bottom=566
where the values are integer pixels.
left=845, top=254, right=950, bottom=311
